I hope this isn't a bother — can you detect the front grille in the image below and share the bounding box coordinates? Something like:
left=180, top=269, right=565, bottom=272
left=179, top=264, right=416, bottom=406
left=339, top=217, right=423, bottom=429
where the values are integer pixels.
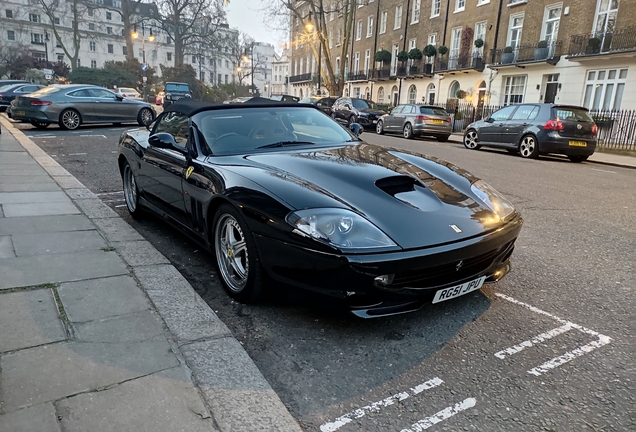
left=391, top=240, right=515, bottom=289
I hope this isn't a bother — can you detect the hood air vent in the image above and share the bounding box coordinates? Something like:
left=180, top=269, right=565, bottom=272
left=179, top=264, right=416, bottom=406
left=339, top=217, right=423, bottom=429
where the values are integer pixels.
left=375, top=175, right=422, bottom=196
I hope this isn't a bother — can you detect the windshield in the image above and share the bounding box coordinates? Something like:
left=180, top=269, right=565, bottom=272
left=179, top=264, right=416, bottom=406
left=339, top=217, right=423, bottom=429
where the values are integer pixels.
left=420, top=106, right=449, bottom=116
left=352, top=99, right=378, bottom=109
left=166, top=83, right=190, bottom=92
left=29, top=86, right=62, bottom=97
left=194, top=107, right=356, bottom=155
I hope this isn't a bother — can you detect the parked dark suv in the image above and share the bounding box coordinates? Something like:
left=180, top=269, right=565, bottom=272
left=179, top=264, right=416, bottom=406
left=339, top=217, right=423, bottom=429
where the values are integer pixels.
left=463, top=104, right=597, bottom=162
left=331, top=97, right=387, bottom=128
left=162, top=82, right=192, bottom=106
left=299, top=96, right=338, bottom=115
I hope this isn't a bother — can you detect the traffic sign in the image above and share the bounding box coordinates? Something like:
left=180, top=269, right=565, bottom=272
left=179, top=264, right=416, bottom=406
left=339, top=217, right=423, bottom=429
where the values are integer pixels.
left=142, top=76, right=147, bottom=82
left=141, top=64, right=148, bottom=71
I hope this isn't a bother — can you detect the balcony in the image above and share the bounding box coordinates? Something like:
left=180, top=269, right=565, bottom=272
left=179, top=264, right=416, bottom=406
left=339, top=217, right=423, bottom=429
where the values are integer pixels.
left=370, top=69, right=391, bottom=80
left=288, top=73, right=312, bottom=83
left=567, top=28, right=636, bottom=59
left=348, top=73, right=368, bottom=82
left=435, top=52, right=485, bottom=73
left=489, top=40, right=561, bottom=67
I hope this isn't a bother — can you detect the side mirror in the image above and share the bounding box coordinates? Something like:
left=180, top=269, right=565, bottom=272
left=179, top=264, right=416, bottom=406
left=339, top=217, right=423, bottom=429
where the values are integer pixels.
left=349, top=123, right=363, bottom=137
left=148, top=133, right=186, bottom=153
left=485, top=117, right=495, bottom=123
left=115, top=95, right=123, bottom=101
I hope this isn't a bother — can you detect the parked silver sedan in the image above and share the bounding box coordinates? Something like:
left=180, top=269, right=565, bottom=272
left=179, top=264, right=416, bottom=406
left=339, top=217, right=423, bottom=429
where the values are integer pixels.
left=12, top=84, right=155, bottom=130
left=376, top=104, right=452, bottom=141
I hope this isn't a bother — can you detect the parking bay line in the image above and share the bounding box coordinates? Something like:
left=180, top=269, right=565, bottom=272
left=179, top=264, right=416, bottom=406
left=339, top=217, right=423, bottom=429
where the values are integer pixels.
left=320, top=378, right=444, bottom=432
left=399, top=398, right=477, bottom=432
left=495, top=294, right=612, bottom=376
left=79, top=134, right=107, bottom=138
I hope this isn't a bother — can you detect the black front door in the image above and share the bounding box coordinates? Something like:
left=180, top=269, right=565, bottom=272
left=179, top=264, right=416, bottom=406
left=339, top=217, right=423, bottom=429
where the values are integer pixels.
left=544, top=83, right=558, bottom=103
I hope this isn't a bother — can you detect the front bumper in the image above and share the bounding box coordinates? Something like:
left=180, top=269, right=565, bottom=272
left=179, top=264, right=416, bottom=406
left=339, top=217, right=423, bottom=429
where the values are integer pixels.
left=254, top=214, right=522, bottom=317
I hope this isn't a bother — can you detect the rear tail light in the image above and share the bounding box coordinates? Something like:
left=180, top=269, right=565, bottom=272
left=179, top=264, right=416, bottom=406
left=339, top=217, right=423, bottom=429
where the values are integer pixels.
left=446, top=117, right=452, bottom=123
left=415, top=115, right=431, bottom=120
left=30, top=100, right=52, bottom=106
left=543, top=119, right=565, bottom=131
left=122, top=94, right=127, bottom=97
left=591, top=124, right=598, bottom=135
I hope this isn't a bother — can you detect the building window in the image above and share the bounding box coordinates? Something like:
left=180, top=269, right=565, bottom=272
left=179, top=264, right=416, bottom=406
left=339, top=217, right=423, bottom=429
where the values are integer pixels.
left=507, top=13, right=524, bottom=50
left=449, top=80, right=460, bottom=99
left=354, top=51, right=360, bottom=73
left=330, top=1, right=335, bottom=21
left=355, top=20, right=362, bottom=40
left=5, top=9, right=13, bottom=18
left=431, top=0, right=441, bottom=17
left=357, top=0, right=363, bottom=7
left=77, top=58, right=81, bottom=67
left=411, top=0, right=420, bottom=23
left=106, top=26, right=112, bottom=34
left=541, top=4, right=561, bottom=43
left=166, top=35, right=171, bottom=44
left=394, top=5, right=402, bottom=30
left=88, top=9, right=93, bottom=17
left=89, top=41, right=96, bottom=51
left=329, top=29, right=333, bottom=48
left=209, top=58, right=214, bottom=66
left=354, top=87, right=360, bottom=98
left=364, top=49, right=370, bottom=74
left=335, top=57, right=340, bottom=76
left=57, top=54, right=64, bottom=62
left=138, top=48, right=142, bottom=57
left=583, top=68, right=627, bottom=110
left=380, top=11, right=387, bottom=34
left=449, top=27, right=461, bottom=67
left=477, top=0, right=490, bottom=4
left=106, top=11, right=112, bottom=20
left=91, top=60, right=97, bottom=68
left=337, top=28, right=342, bottom=45
left=594, top=0, right=618, bottom=39
left=366, top=16, right=373, bottom=38
left=122, top=46, right=127, bottom=55
left=377, top=86, right=384, bottom=103
left=108, top=44, right=113, bottom=53
left=31, top=33, right=44, bottom=44
left=201, top=71, right=205, bottom=81
left=32, top=52, right=46, bottom=61
left=408, top=85, right=417, bottom=103
left=54, top=17, right=60, bottom=25
left=29, top=13, right=40, bottom=22
left=7, top=30, right=15, bottom=41
left=503, top=75, right=527, bottom=105
left=225, top=74, right=228, bottom=84
left=192, top=55, right=197, bottom=63
left=89, top=23, right=95, bottom=30
left=225, top=60, right=229, bottom=68
left=455, top=0, right=465, bottom=12
left=474, top=21, right=487, bottom=55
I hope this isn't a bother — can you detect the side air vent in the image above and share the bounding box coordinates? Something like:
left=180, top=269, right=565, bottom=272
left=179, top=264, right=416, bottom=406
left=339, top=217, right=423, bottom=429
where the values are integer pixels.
left=375, top=176, right=422, bottom=196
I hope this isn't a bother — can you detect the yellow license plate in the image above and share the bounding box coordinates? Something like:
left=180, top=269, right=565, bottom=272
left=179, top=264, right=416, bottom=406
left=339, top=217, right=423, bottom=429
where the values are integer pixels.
left=430, top=119, right=444, bottom=124
left=15, top=110, right=25, bottom=116
left=569, top=141, right=587, bottom=147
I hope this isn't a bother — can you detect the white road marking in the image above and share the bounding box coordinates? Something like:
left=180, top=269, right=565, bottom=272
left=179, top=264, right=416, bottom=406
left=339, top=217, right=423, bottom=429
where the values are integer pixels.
left=591, top=168, right=616, bottom=174
left=79, top=134, right=107, bottom=138
left=494, top=324, right=573, bottom=359
left=399, top=398, right=477, bottom=432
left=114, top=204, right=127, bottom=208
left=320, top=378, right=443, bottom=432
left=68, top=152, right=87, bottom=156
left=495, top=294, right=612, bottom=376
left=102, top=199, right=125, bottom=203
left=29, top=135, right=56, bottom=138
left=96, top=191, right=124, bottom=196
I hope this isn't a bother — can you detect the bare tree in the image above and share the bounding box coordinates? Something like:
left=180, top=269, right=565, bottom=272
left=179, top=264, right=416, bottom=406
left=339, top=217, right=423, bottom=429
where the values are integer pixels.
left=36, top=0, right=90, bottom=69
left=155, top=0, right=227, bottom=66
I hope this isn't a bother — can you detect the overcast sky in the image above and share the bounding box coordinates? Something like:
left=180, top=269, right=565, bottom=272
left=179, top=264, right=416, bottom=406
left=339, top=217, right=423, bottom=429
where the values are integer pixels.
left=226, top=0, right=288, bottom=54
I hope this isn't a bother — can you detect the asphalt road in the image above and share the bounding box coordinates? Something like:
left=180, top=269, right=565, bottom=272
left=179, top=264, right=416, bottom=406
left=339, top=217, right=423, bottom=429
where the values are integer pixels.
left=15, top=119, right=635, bottom=432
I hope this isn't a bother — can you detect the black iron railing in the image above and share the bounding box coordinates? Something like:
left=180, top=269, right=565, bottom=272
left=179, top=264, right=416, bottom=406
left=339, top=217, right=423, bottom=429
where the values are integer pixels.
left=436, top=52, right=485, bottom=72
left=590, top=109, right=636, bottom=150
left=288, top=73, right=312, bottom=83
left=348, top=73, right=367, bottom=81
left=371, top=69, right=391, bottom=79
left=490, top=40, right=561, bottom=65
left=568, top=27, right=636, bottom=57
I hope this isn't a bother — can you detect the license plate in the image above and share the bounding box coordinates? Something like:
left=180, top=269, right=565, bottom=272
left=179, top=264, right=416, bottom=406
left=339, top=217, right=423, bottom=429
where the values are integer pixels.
left=15, top=110, right=25, bottom=116
left=569, top=141, right=587, bottom=147
left=430, top=119, right=444, bottom=124
left=432, top=276, right=486, bottom=304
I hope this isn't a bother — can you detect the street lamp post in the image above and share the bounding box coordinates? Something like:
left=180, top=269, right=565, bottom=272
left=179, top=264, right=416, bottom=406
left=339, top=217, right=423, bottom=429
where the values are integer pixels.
left=132, top=23, right=154, bottom=101
left=44, top=30, right=49, bottom=63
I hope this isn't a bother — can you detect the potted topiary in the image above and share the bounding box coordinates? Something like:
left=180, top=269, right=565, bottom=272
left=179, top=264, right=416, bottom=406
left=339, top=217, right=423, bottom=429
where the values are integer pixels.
left=456, top=89, right=467, bottom=100
left=534, top=40, right=549, bottom=60
left=408, top=48, right=422, bottom=74
left=374, top=49, right=391, bottom=78
left=423, top=44, right=437, bottom=74
left=586, top=37, right=601, bottom=54
left=437, top=45, right=449, bottom=70
left=473, top=38, right=485, bottom=70
left=397, top=50, right=409, bottom=75
left=474, top=38, right=484, bottom=50
left=501, top=46, right=515, bottom=64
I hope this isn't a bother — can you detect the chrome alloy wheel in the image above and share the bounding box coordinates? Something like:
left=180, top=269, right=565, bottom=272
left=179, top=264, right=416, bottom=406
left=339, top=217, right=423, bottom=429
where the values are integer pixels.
left=403, top=123, right=412, bottom=138
left=519, top=135, right=537, bottom=158
left=122, top=163, right=138, bottom=213
left=215, top=214, right=249, bottom=293
left=62, top=110, right=80, bottom=130
left=376, top=120, right=383, bottom=134
left=140, top=108, right=153, bottom=125
left=464, top=130, right=479, bottom=149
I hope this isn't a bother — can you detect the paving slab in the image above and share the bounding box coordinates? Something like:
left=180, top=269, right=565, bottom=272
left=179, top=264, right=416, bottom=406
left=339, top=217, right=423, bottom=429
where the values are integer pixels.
left=0, top=289, right=66, bottom=353
left=64, top=188, right=98, bottom=200
left=134, top=265, right=231, bottom=344
left=51, top=175, right=85, bottom=189
left=2, top=202, right=80, bottom=217
left=182, top=339, right=303, bottom=432
left=0, top=152, right=41, bottom=164
left=0, top=141, right=24, bottom=152
left=73, top=309, right=167, bottom=343
left=58, top=275, right=152, bottom=322
left=0, top=167, right=49, bottom=177
left=0, top=250, right=128, bottom=290
left=73, top=198, right=119, bottom=219
left=56, top=366, right=217, bottom=432
left=91, top=217, right=144, bottom=242
left=0, top=214, right=95, bottom=235
left=12, top=230, right=107, bottom=256
left=42, top=165, right=71, bottom=177
left=0, top=191, right=70, bottom=204
left=112, top=239, right=171, bottom=266
left=0, top=339, right=180, bottom=411
left=0, top=402, right=60, bottom=432
left=0, top=182, right=61, bottom=192
left=0, top=234, right=14, bottom=258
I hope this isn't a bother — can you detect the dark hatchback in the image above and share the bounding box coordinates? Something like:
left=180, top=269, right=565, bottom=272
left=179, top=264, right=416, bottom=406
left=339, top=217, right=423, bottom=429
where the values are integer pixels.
left=0, top=83, right=45, bottom=111
left=463, top=104, right=597, bottom=162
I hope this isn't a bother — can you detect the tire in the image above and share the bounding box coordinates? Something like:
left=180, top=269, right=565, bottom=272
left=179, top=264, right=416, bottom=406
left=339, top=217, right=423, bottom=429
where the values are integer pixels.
left=30, top=120, right=50, bottom=129
left=59, top=109, right=81, bottom=130
left=122, top=160, right=143, bottom=219
left=403, top=123, right=413, bottom=139
left=213, top=204, right=264, bottom=303
left=376, top=120, right=385, bottom=135
left=137, top=107, right=154, bottom=126
left=463, top=129, right=481, bottom=150
left=568, top=155, right=589, bottom=163
left=348, top=115, right=357, bottom=125
left=331, top=112, right=338, bottom=120
left=436, top=135, right=450, bottom=142
left=518, top=134, right=539, bottom=159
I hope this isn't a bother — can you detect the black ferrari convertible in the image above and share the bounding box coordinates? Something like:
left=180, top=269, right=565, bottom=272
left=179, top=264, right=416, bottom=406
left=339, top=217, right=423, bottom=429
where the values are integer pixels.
left=118, top=100, right=523, bottom=317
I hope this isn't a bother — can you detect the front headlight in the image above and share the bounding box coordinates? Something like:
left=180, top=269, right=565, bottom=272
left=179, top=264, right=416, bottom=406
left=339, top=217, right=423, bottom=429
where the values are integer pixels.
left=286, top=208, right=396, bottom=250
left=471, top=180, right=516, bottom=221
left=165, top=93, right=172, bottom=99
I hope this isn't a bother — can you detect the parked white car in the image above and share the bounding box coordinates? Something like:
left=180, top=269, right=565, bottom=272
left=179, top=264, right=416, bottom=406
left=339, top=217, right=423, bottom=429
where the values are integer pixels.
left=112, top=87, right=143, bottom=100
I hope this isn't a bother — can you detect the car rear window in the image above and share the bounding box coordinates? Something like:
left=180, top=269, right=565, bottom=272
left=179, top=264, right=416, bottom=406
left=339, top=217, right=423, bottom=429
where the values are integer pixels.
left=29, top=86, right=62, bottom=97
left=165, top=83, right=190, bottom=92
left=420, top=107, right=448, bottom=116
left=553, top=107, right=593, bottom=122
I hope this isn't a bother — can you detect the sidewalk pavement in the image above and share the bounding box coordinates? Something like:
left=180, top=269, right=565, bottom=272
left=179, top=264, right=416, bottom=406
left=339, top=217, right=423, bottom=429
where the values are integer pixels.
left=0, top=118, right=303, bottom=432
left=448, top=133, right=636, bottom=169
